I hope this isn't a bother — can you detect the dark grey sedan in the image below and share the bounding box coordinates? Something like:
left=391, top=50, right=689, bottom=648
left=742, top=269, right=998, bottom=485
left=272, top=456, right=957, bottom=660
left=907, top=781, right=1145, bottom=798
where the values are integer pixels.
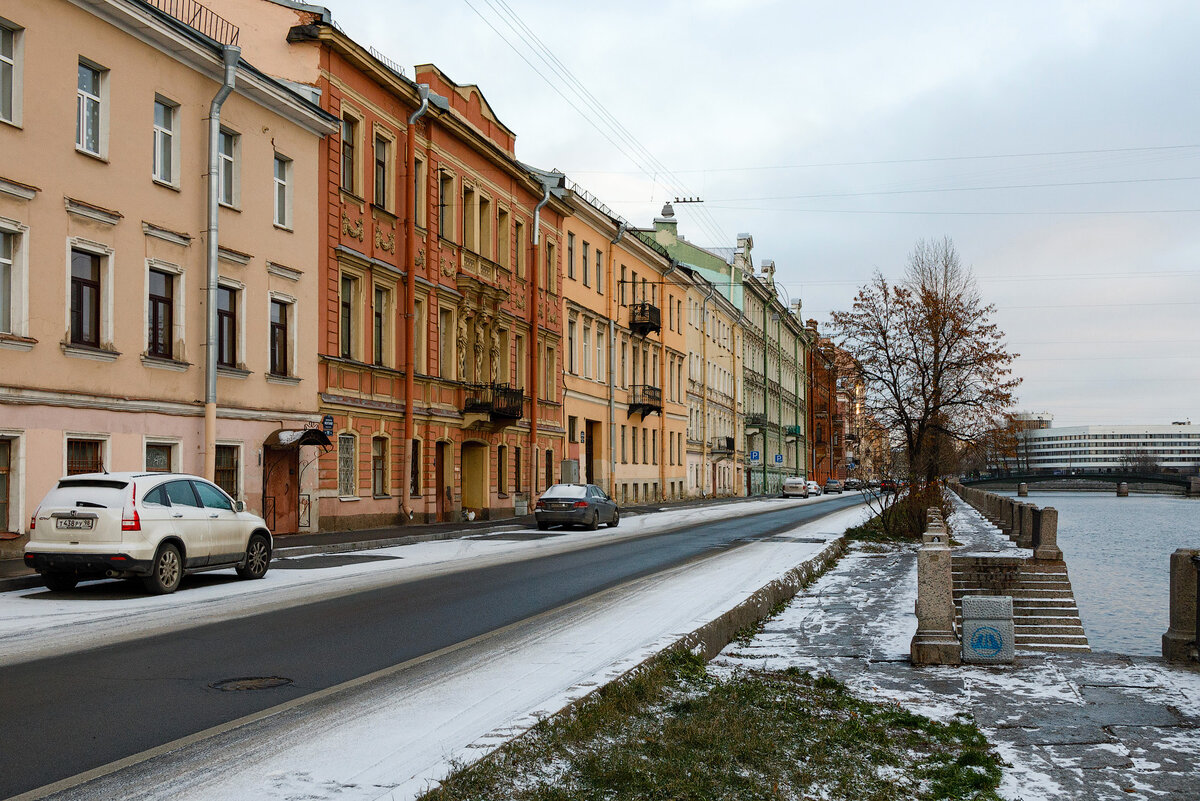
left=534, top=483, right=620, bottom=530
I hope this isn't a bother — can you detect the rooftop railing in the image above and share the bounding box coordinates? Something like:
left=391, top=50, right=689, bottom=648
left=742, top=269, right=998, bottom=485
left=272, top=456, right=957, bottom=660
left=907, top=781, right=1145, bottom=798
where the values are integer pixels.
left=144, top=0, right=240, bottom=46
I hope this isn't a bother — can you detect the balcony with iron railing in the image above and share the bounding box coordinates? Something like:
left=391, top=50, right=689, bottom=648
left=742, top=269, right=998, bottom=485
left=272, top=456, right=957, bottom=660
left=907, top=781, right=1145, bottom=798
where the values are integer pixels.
left=785, top=425, right=805, bottom=438
left=628, top=384, right=662, bottom=417
left=628, top=302, right=661, bottom=337
left=745, top=413, right=768, bottom=429
left=144, top=0, right=240, bottom=46
left=463, top=382, right=524, bottom=421
left=711, top=436, right=735, bottom=454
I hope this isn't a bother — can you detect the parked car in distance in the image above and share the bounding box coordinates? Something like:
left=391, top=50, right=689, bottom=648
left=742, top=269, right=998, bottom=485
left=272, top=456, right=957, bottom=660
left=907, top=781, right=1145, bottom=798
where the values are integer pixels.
left=534, top=483, right=619, bottom=530
left=880, top=479, right=897, bottom=493
left=806, top=480, right=823, bottom=496
left=844, top=478, right=863, bottom=490
left=24, top=472, right=272, bottom=594
left=781, top=476, right=809, bottom=498
left=823, top=479, right=844, bottom=494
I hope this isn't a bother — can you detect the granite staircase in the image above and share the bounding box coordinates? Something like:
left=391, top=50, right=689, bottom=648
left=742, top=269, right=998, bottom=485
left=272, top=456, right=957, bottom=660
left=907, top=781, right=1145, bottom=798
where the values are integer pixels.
left=952, top=556, right=1090, bottom=653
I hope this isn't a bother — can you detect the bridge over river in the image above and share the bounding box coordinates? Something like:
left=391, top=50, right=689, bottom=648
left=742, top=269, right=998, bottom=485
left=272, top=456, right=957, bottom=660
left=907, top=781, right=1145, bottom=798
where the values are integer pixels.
left=964, top=472, right=1200, bottom=495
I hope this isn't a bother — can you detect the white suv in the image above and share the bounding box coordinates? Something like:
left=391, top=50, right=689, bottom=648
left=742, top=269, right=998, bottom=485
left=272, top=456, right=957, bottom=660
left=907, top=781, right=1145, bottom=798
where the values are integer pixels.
left=24, top=472, right=272, bottom=594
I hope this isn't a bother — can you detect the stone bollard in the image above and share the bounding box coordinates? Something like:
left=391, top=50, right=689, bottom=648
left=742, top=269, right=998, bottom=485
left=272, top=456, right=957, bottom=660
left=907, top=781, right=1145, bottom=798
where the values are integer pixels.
left=1162, top=549, right=1200, bottom=662
left=961, top=596, right=1015, bottom=664
left=1117, top=482, right=1129, bottom=497
left=911, top=525, right=961, bottom=665
left=1017, top=482, right=1028, bottom=497
left=1017, top=503, right=1034, bottom=549
left=1033, top=507, right=1063, bottom=561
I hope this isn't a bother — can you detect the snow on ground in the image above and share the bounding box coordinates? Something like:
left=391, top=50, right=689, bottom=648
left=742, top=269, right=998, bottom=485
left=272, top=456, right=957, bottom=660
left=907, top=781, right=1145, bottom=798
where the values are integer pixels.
left=38, top=502, right=871, bottom=801
left=0, top=493, right=848, bottom=667
left=714, top=492, right=1200, bottom=801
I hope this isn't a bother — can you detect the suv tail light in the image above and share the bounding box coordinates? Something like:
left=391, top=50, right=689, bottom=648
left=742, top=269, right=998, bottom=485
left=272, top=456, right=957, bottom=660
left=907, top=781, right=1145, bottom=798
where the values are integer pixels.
left=573, top=500, right=588, bottom=508
left=121, top=482, right=141, bottom=532
left=535, top=500, right=546, bottom=509
left=29, top=506, right=39, bottom=530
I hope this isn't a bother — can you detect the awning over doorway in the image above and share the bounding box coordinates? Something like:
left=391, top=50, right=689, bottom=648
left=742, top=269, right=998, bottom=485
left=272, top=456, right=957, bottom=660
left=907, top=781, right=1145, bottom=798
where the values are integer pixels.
left=262, top=428, right=331, bottom=448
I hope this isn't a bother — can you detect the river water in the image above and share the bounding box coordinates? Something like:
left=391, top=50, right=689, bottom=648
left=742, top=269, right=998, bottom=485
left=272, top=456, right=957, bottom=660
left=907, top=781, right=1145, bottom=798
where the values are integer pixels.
left=1003, top=491, right=1200, bottom=656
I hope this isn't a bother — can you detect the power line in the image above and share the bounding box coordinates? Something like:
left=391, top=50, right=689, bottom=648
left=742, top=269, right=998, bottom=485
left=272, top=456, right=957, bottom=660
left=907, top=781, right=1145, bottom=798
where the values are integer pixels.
left=701, top=205, right=1200, bottom=216
left=566, top=144, right=1200, bottom=175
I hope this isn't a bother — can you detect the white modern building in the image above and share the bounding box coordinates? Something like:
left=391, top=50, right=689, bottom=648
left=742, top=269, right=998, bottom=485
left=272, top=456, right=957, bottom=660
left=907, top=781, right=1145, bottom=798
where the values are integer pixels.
left=1010, top=422, right=1200, bottom=473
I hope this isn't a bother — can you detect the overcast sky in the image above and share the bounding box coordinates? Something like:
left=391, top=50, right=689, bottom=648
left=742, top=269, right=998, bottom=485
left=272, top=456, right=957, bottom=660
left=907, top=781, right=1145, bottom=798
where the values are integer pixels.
left=324, top=0, right=1198, bottom=427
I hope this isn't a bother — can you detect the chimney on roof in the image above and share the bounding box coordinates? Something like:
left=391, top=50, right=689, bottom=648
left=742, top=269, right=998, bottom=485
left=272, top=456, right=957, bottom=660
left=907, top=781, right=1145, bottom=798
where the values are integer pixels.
left=654, top=200, right=678, bottom=244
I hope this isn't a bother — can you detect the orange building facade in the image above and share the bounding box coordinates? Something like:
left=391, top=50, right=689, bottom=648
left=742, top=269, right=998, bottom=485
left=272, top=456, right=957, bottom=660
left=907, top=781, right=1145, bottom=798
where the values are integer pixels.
left=213, top=0, right=569, bottom=528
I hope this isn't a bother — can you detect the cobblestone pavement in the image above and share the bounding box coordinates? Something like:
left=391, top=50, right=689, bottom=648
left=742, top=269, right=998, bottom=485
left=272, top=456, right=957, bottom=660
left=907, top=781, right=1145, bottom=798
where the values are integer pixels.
left=712, top=494, right=1200, bottom=800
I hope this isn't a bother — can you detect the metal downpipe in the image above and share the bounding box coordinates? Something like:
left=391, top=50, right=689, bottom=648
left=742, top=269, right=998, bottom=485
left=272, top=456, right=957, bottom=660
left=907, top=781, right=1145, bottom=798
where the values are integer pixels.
left=402, top=85, right=431, bottom=520
left=204, top=45, right=240, bottom=482
left=607, top=222, right=628, bottom=496
left=530, top=184, right=551, bottom=494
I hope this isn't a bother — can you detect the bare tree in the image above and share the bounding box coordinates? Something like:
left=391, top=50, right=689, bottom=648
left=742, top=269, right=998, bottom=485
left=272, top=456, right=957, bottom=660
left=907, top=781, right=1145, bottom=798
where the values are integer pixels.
left=830, top=238, right=1020, bottom=534
left=1121, top=448, right=1160, bottom=474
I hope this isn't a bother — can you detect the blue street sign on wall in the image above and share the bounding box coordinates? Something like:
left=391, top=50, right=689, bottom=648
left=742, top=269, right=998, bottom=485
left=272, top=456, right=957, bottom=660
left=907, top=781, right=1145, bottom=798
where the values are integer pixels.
left=322, top=414, right=334, bottom=435
left=774, top=453, right=784, bottom=464
left=749, top=450, right=761, bottom=465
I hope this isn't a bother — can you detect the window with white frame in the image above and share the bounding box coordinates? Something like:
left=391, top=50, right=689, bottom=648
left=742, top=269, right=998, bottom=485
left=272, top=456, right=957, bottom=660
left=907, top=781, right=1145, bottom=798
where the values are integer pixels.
left=145, top=441, right=175, bottom=473
left=2, top=20, right=22, bottom=125
left=152, top=98, right=177, bottom=185
left=269, top=297, right=291, bottom=376
left=76, top=60, right=104, bottom=155
left=146, top=268, right=175, bottom=359
left=338, top=433, right=356, bottom=496
left=217, top=284, right=239, bottom=368
left=215, top=443, right=240, bottom=499
left=0, top=230, right=12, bottom=335
left=273, top=154, right=292, bottom=227
left=340, top=114, right=358, bottom=194
left=70, top=249, right=102, bottom=347
left=218, top=128, right=238, bottom=206
left=373, top=133, right=390, bottom=209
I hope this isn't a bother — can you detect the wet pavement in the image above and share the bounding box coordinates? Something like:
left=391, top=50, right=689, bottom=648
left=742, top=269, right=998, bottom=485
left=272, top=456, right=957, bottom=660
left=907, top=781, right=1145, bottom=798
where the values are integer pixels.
left=712, top=493, right=1200, bottom=800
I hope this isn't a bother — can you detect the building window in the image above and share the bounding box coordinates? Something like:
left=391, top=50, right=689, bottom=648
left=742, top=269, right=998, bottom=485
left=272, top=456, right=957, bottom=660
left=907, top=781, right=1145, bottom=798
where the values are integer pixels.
left=514, top=446, right=522, bottom=493
left=542, top=345, right=555, bottom=400
left=462, top=186, right=476, bottom=251
left=1, top=22, right=20, bottom=125
left=373, top=286, right=389, bottom=367
left=497, top=209, right=511, bottom=269
left=545, top=449, right=553, bottom=488
left=147, top=268, right=174, bottom=359
left=581, top=242, right=589, bottom=287
left=515, top=219, right=525, bottom=277
left=70, top=249, right=101, bottom=348
left=567, top=320, right=576, bottom=374
left=76, top=61, right=103, bottom=155
left=152, top=98, right=176, bottom=184
left=273, top=154, right=292, bottom=227
left=0, top=230, right=12, bottom=335
left=438, top=171, right=454, bottom=240
left=145, top=442, right=173, bottom=473
left=567, top=233, right=575, bottom=280
left=632, top=427, right=638, bottom=464
left=373, top=134, right=389, bottom=208
left=0, top=439, right=10, bottom=532
left=372, top=436, right=388, bottom=497
left=596, top=250, right=603, bottom=293
left=218, top=128, right=238, bottom=206
left=217, top=285, right=237, bottom=368
left=338, top=433, right=356, bottom=496
left=582, top=324, right=591, bottom=379
left=479, top=197, right=492, bottom=259
left=621, top=425, right=626, bottom=463
left=497, top=444, right=508, bottom=495
left=545, top=242, right=556, bottom=294
left=215, top=444, right=239, bottom=499
left=269, top=298, right=289, bottom=376
left=341, top=115, right=357, bottom=194
left=514, top=333, right=525, bottom=390
left=410, top=439, right=421, bottom=496
left=340, top=275, right=357, bottom=360
left=66, top=438, right=103, bottom=475
left=414, top=157, right=427, bottom=228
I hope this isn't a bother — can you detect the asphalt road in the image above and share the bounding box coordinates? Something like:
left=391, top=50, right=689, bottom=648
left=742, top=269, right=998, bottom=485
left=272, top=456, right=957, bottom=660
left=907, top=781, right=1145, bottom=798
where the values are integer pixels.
left=3, top=494, right=863, bottom=799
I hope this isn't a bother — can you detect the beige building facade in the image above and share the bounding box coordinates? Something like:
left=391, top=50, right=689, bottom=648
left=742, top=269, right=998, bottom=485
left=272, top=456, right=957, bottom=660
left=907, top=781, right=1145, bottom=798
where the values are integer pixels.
left=0, top=0, right=334, bottom=540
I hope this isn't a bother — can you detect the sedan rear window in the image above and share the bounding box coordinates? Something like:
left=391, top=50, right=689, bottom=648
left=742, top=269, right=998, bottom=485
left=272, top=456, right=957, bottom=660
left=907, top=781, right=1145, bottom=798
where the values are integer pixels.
left=541, top=484, right=587, bottom=499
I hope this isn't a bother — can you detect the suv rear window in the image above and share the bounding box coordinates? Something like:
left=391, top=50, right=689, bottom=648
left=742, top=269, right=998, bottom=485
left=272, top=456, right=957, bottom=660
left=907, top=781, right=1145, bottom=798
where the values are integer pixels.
left=40, top=479, right=130, bottom=510
left=541, top=484, right=586, bottom=498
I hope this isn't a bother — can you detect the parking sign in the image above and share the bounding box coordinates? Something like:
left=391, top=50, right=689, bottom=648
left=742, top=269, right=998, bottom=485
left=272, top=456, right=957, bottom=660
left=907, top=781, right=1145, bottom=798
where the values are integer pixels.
left=749, top=450, right=761, bottom=465
left=774, top=453, right=783, bottom=464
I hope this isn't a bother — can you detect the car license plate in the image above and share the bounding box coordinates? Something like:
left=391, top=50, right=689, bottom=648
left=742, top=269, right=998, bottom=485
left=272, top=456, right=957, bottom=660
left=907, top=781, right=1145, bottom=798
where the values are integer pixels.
left=554, top=503, right=572, bottom=510
left=56, top=518, right=94, bottom=530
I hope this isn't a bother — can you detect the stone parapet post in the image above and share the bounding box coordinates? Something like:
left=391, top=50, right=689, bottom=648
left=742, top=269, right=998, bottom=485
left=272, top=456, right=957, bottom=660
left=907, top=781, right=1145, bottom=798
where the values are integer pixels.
left=1117, top=482, right=1129, bottom=497
left=1162, top=549, right=1200, bottom=663
left=1017, top=482, right=1028, bottom=497
left=1033, top=507, right=1062, bottom=561
left=1017, top=503, right=1034, bottom=549
left=911, top=515, right=961, bottom=665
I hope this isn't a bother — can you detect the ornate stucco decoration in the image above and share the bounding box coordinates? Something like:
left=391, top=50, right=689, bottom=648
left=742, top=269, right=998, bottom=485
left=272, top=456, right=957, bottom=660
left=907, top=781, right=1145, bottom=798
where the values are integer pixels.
left=342, top=212, right=364, bottom=241
left=375, top=227, right=396, bottom=253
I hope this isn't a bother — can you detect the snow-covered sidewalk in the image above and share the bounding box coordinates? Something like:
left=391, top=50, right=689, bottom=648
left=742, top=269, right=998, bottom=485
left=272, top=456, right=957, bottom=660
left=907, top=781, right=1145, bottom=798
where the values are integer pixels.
left=713, top=493, right=1200, bottom=801
left=32, top=501, right=869, bottom=801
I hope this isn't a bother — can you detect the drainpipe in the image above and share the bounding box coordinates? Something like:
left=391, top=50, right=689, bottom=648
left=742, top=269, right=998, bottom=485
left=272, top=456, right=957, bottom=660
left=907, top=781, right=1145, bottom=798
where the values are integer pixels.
left=700, top=283, right=715, bottom=496
left=402, top=85, right=431, bottom=520
left=659, top=258, right=678, bottom=499
left=203, top=45, right=241, bottom=482
left=530, top=183, right=551, bottom=494
left=762, top=292, right=769, bottom=495
left=607, top=222, right=629, bottom=496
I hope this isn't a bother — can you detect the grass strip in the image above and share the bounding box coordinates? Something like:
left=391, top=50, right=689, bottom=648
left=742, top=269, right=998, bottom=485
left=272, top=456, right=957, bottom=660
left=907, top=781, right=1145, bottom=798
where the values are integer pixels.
left=421, top=649, right=1002, bottom=801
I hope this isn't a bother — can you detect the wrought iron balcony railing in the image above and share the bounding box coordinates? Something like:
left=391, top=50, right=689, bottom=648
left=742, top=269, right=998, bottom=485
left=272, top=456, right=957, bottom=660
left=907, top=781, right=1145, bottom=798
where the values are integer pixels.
left=463, top=382, right=523, bottom=420
left=145, top=0, right=240, bottom=46
left=628, top=384, right=662, bottom=417
left=785, top=425, right=805, bottom=437
left=711, top=436, right=735, bottom=454
left=745, top=413, right=768, bottom=429
left=628, top=302, right=661, bottom=337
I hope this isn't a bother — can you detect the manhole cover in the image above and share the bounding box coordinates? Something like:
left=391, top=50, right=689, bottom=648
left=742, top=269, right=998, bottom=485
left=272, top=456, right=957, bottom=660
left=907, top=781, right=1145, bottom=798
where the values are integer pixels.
left=210, top=676, right=293, bottom=692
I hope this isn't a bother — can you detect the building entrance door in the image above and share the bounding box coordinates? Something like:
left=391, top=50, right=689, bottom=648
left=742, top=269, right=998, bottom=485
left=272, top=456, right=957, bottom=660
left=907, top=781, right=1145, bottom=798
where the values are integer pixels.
left=263, top=447, right=299, bottom=534
left=435, top=441, right=451, bottom=522
left=584, top=420, right=599, bottom=487
left=461, top=442, right=487, bottom=515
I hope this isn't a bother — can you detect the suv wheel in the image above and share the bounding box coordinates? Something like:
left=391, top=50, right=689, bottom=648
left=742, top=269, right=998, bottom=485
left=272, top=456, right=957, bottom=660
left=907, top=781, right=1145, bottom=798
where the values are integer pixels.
left=236, top=534, right=271, bottom=580
left=43, top=573, right=79, bottom=592
left=587, top=510, right=600, bottom=530
left=607, top=509, right=620, bottom=528
left=142, top=543, right=183, bottom=595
